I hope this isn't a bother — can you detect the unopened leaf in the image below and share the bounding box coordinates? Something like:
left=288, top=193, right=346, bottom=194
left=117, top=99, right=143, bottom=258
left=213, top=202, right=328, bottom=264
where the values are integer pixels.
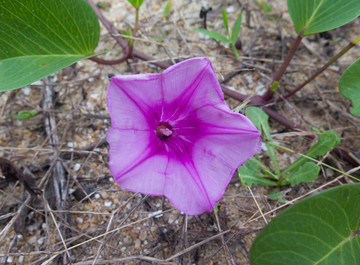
left=222, top=8, right=230, bottom=37
left=194, top=29, right=231, bottom=43
left=163, top=0, right=171, bottom=17
left=287, top=0, right=360, bottom=36
left=9, top=110, right=38, bottom=120
left=0, top=0, right=100, bottom=91
left=257, top=0, right=272, bottom=13
left=288, top=162, right=320, bottom=186
left=251, top=183, right=360, bottom=265
left=231, top=13, right=242, bottom=44
left=339, top=58, right=360, bottom=116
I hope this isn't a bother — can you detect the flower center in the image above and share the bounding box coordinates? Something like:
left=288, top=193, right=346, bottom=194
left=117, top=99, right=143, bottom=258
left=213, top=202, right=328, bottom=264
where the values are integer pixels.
left=156, top=123, right=173, bottom=141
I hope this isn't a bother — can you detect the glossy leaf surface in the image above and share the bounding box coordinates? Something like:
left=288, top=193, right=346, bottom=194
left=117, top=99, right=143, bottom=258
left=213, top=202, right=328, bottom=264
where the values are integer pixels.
left=287, top=0, right=360, bottom=35
left=251, top=183, right=360, bottom=265
left=0, top=0, right=100, bottom=91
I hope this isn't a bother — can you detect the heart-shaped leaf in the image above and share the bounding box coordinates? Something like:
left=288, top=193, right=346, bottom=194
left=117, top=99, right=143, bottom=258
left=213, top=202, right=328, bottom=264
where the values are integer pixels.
left=251, top=183, right=360, bottom=265
left=339, top=58, right=360, bottom=116
left=0, top=0, right=100, bottom=91
left=287, top=0, right=360, bottom=36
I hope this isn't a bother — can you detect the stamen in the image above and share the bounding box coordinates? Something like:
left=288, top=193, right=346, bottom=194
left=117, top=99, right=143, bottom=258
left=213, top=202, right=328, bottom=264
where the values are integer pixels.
left=156, top=123, right=173, bottom=141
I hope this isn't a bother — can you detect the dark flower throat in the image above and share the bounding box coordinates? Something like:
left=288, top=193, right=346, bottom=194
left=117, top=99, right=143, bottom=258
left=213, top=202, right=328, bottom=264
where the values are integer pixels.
left=156, top=123, right=173, bottom=141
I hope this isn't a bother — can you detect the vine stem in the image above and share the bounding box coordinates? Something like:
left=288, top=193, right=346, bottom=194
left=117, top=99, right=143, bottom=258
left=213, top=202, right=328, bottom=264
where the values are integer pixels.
left=128, top=7, right=140, bottom=58
left=273, top=35, right=360, bottom=103
left=262, top=33, right=303, bottom=101
left=89, top=56, right=128, bottom=65
left=86, top=0, right=170, bottom=68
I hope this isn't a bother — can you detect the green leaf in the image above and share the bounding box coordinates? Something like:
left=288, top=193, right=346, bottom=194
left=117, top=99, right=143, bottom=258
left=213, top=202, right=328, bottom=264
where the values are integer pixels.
left=127, top=0, right=144, bottom=9
left=281, top=131, right=340, bottom=175
left=306, top=131, right=340, bottom=157
left=251, top=183, right=360, bottom=265
left=231, top=13, right=242, bottom=44
left=163, top=0, right=171, bottom=17
left=9, top=110, right=38, bottom=120
left=339, top=58, right=360, bottom=116
left=122, top=29, right=134, bottom=46
left=245, top=107, right=280, bottom=175
left=239, top=159, right=277, bottom=188
left=222, top=8, right=230, bottom=38
left=268, top=191, right=283, bottom=201
left=0, top=0, right=100, bottom=92
left=245, top=107, right=270, bottom=139
left=287, top=0, right=360, bottom=36
left=194, top=29, right=231, bottom=43
left=288, top=162, right=320, bottom=186
left=256, top=0, right=272, bottom=13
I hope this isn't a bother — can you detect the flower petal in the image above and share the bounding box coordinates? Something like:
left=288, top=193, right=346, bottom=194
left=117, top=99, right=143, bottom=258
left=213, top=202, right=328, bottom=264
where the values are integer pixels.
left=107, top=128, right=168, bottom=195
left=161, top=58, right=227, bottom=124
left=107, top=74, right=161, bottom=130
left=165, top=104, right=261, bottom=214
left=106, top=57, right=261, bottom=215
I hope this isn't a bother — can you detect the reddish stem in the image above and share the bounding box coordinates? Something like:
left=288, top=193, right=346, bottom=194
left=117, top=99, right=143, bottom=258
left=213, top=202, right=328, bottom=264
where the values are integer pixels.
left=90, top=56, right=128, bottom=65
left=262, top=33, right=304, bottom=101
left=273, top=41, right=356, bottom=103
left=86, top=0, right=170, bottom=69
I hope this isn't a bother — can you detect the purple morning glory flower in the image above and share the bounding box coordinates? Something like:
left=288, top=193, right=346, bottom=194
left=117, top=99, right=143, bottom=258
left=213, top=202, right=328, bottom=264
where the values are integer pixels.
left=107, top=57, right=261, bottom=215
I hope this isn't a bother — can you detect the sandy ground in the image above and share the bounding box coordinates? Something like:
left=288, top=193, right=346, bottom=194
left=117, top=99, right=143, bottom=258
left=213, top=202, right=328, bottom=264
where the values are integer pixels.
left=1, top=0, right=360, bottom=264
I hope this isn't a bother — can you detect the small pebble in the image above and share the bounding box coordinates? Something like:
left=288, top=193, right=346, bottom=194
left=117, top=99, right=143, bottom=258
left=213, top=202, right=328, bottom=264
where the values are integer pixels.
left=244, top=74, right=253, bottom=85
left=261, top=142, right=268, bottom=151
left=134, top=239, right=141, bottom=249
left=95, top=194, right=100, bottom=199
left=90, top=93, right=98, bottom=99
left=76, top=217, right=84, bottom=224
left=67, top=142, right=76, bottom=148
left=37, top=237, right=45, bottom=245
left=22, top=87, right=32, bottom=95
left=74, top=163, right=81, bottom=172
left=226, top=5, right=235, bottom=13
left=150, top=210, right=163, bottom=218
left=255, top=84, right=267, bottom=96
left=325, top=168, right=335, bottom=177
left=139, top=230, right=147, bottom=241
left=104, top=201, right=112, bottom=207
